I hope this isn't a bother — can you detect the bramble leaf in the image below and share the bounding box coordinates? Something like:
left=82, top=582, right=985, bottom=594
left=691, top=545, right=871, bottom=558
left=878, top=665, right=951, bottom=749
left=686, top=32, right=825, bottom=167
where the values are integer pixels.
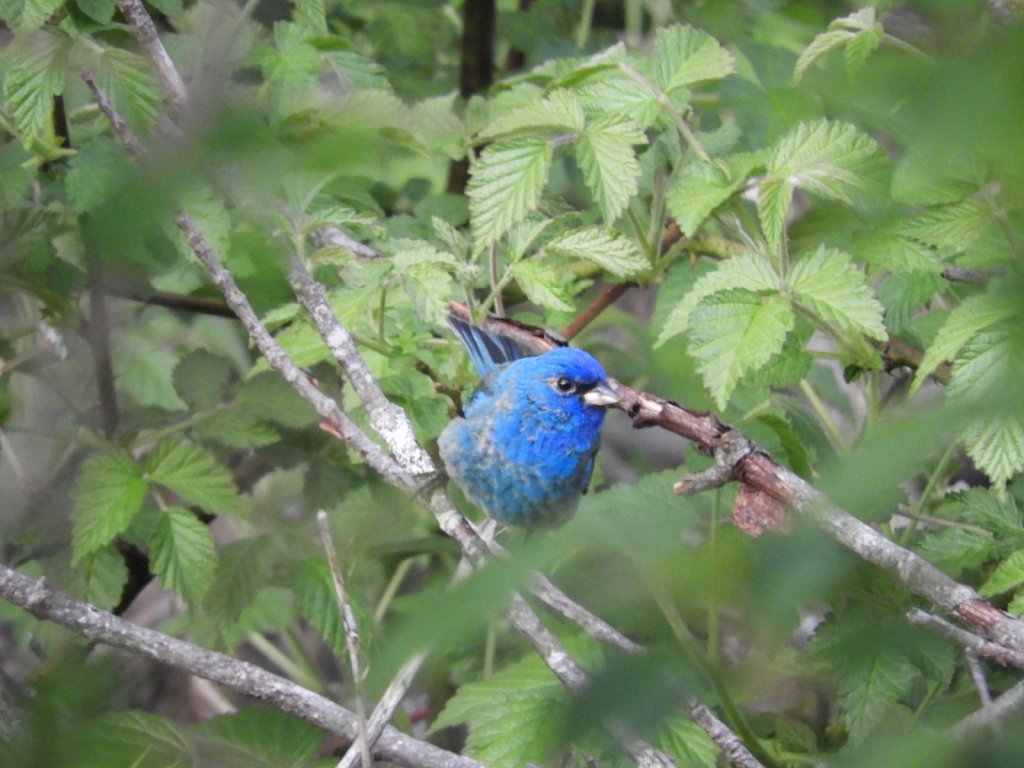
left=509, top=260, right=573, bottom=311
left=150, top=507, right=217, bottom=603
left=145, top=440, right=245, bottom=517
left=575, top=113, right=646, bottom=224
left=469, top=140, right=553, bottom=246
left=980, top=549, right=1024, bottom=597
left=687, top=290, right=794, bottom=409
left=654, top=24, right=735, bottom=93
left=72, top=452, right=148, bottom=563
left=667, top=151, right=763, bottom=236
left=787, top=246, right=887, bottom=341
left=545, top=227, right=647, bottom=277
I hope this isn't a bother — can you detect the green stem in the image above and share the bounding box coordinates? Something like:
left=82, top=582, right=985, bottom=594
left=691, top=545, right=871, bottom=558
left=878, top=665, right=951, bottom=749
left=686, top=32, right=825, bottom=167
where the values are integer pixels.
left=799, top=379, right=850, bottom=453
left=898, top=440, right=959, bottom=546
left=883, top=34, right=934, bottom=64
left=626, top=207, right=656, bottom=266
left=373, top=557, right=415, bottom=624
left=654, top=591, right=779, bottom=768
left=483, top=619, right=497, bottom=680
left=706, top=489, right=722, bottom=667
left=575, top=0, right=596, bottom=50
left=248, top=633, right=320, bottom=692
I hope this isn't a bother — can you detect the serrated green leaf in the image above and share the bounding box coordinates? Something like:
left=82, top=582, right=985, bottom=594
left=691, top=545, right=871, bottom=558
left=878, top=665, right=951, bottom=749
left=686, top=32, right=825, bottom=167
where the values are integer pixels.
left=433, top=653, right=566, bottom=768
left=760, top=120, right=885, bottom=245
left=205, top=536, right=278, bottom=620
left=980, top=549, right=1024, bottom=597
left=941, top=488, right=1023, bottom=535
left=66, top=139, right=134, bottom=215
left=0, top=0, right=63, bottom=30
left=193, top=707, right=322, bottom=767
left=960, top=416, right=1024, bottom=489
left=900, top=198, right=995, bottom=251
left=145, top=440, right=245, bottom=516
left=839, top=652, right=917, bottom=745
left=89, top=44, right=163, bottom=129
left=654, top=24, right=735, bottom=93
left=402, top=261, right=454, bottom=323
left=477, top=90, right=584, bottom=142
left=917, top=527, right=996, bottom=576
left=878, top=271, right=945, bottom=335
left=250, top=320, right=330, bottom=375
left=72, top=452, right=148, bottom=563
left=656, top=252, right=779, bottom=346
left=575, top=113, right=646, bottom=224
left=77, top=711, right=190, bottom=767
left=509, top=259, right=574, bottom=311
left=293, top=559, right=347, bottom=657
left=75, top=0, right=117, bottom=24
left=79, top=545, right=129, bottom=610
left=112, top=332, right=188, bottom=412
left=173, top=349, right=234, bottom=411
left=655, top=716, right=719, bottom=768
left=1009, top=591, right=1024, bottom=618
left=577, top=69, right=661, bottom=128
left=667, top=151, right=763, bottom=236
left=787, top=245, right=887, bottom=341
left=261, top=21, right=321, bottom=88
left=793, top=8, right=883, bottom=84
left=2, top=30, right=68, bottom=149
left=687, top=290, right=794, bottom=409
left=195, top=406, right=282, bottom=449
left=910, top=293, right=1018, bottom=394
left=468, top=139, right=553, bottom=246
left=293, top=0, right=326, bottom=35
left=855, top=229, right=946, bottom=273
left=545, top=227, right=646, bottom=277
left=150, top=507, right=217, bottom=603
left=413, top=93, right=464, bottom=160
left=323, top=50, right=390, bottom=91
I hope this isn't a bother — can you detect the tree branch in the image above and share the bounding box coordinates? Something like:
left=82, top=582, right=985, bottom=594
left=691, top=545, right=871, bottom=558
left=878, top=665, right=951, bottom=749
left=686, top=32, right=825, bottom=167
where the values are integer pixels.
left=0, top=566, right=479, bottom=768
left=116, top=0, right=188, bottom=107
left=688, top=699, right=766, bottom=768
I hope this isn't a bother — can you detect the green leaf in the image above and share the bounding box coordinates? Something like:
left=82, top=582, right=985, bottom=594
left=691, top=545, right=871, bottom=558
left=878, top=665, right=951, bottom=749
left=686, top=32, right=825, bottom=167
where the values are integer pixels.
left=787, top=246, right=887, bottom=341
left=840, top=653, right=917, bottom=745
left=654, top=716, right=719, bottom=768
left=667, top=151, right=763, bottom=236
left=656, top=252, right=779, bottom=346
left=917, top=527, right=996, bottom=576
left=2, top=30, right=68, bottom=149
left=575, top=113, right=646, bottom=224
left=760, top=120, right=885, bottom=247
left=77, top=711, right=190, bottom=767
left=323, top=50, right=390, bottom=91
left=173, top=349, right=234, bottom=411
left=980, top=550, right=1024, bottom=597
left=509, top=259, right=574, bottom=311
left=900, top=198, right=996, bottom=251
left=960, top=416, right=1024, bottom=489
left=477, top=90, right=584, bottom=142
left=145, top=440, right=245, bottom=516
left=468, top=139, right=553, bottom=246
left=205, top=536, right=278, bottom=621
left=72, top=452, right=148, bottom=563
left=792, top=8, right=883, bottom=84
left=66, top=139, right=134, bottom=215
left=112, top=332, right=188, bottom=412
left=687, top=290, right=795, bottom=409
left=193, top=707, right=322, bottom=767
left=79, top=546, right=129, bottom=610
left=545, top=227, right=647, bottom=277
left=433, top=653, right=566, bottom=768
left=855, top=229, right=946, bottom=274
left=0, top=0, right=63, bottom=29
left=293, top=560, right=347, bottom=657
left=577, top=67, right=661, bottom=128
left=293, top=0, right=326, bottom=35
left=89, top=44, right=163, bottom=129
left=910, top=292, right=1018, bottom=394
left=194, top=406, right=282, bottom=449
left=150, top=507, right=217, bottom=603
left=654, top=24, right=735, bottom=93
left=75, top=0, right=117, bottom=24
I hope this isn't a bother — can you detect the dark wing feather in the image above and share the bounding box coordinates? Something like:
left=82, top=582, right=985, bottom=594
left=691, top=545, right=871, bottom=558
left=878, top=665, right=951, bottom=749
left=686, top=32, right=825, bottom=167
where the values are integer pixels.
left=447, top=315, right=527, bottom=376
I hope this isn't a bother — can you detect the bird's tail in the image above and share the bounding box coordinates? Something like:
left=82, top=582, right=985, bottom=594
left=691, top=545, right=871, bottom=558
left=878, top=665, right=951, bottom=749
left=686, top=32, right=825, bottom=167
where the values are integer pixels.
left=447, top=315, right=528, bottom=376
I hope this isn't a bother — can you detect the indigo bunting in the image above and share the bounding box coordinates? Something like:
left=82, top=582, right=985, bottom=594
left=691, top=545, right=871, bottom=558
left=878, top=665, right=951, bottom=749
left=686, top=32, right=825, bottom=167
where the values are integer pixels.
left=438, top=316, right=619, bottom=528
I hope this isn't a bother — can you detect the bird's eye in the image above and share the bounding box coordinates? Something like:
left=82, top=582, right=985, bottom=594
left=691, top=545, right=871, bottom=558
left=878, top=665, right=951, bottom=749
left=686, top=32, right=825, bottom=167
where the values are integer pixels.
left=555, top=376, right=576, bottom=394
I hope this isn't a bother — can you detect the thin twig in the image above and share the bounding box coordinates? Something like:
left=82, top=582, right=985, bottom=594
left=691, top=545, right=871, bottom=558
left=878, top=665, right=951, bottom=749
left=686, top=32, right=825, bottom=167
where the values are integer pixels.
left=688, top=698, right=766, bottom=768
left=309, top=226, right=385, bottom=260
left=952, top=676, right=1024, bottom=740
left=965, top=650, right=993, bottom=707
left=907, top=609, right=1024, bottom=668
left=561, top=282, right=635, bottom=340
left=0, top=565, right=481, bottom=768
left=104, top=281, right=236, bottom=318
left=317, top=511, right=373, bottom=768
left=116, top=0, right=188, bottom=106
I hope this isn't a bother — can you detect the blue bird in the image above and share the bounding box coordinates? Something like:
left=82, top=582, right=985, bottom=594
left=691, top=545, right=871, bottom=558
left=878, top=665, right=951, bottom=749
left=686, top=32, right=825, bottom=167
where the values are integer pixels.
left=438, top=316, right=620, bottom=528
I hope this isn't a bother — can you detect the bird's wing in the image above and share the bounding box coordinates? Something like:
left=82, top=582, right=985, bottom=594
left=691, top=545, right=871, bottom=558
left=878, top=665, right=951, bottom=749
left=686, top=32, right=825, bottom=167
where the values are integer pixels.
left=448, top=315, right=528, bottom=376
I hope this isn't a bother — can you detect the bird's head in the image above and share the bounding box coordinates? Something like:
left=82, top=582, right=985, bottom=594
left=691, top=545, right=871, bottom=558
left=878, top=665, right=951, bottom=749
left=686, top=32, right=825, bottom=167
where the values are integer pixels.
left=526, top=347, right=620, bottom=410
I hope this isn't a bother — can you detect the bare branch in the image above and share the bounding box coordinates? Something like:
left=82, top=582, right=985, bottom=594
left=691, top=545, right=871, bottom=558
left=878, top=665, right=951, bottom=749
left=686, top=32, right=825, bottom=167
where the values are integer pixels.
left=952, top=676, right=1024, bottom=739
left=0, top=565, right=481, bottom=768
left=309, top=227, right=384, bottom=260
left=907, top=609, right=1024, bottom=668
left=561, top=282, right=636, bottom=341
left=288, top=258, right=435, bottom=475
left=116, top=0, right=188, bottom=107
left=688, top=699, right=766, bottom=768
left=317, top=511, right=373, bottom=768
left=965, top=650, right=993, bottom=707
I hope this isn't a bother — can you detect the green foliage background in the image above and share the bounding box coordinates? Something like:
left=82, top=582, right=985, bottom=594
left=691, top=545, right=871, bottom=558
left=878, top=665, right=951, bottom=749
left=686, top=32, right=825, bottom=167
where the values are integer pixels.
left=2, top=0, right=1024, bottom=766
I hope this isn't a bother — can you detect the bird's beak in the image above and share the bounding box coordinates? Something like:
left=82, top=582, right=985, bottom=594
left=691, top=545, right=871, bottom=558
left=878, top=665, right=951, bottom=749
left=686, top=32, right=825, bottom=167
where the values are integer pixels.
left=582, top=382, right=620, bottom=408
